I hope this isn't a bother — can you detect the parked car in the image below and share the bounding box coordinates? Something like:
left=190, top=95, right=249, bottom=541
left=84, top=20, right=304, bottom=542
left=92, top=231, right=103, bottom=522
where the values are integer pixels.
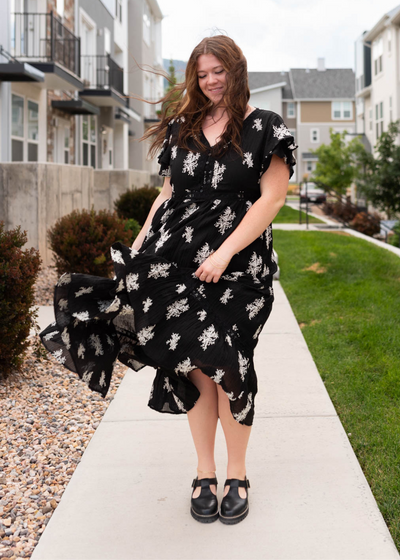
left=300, top=182, right=326, bottom=203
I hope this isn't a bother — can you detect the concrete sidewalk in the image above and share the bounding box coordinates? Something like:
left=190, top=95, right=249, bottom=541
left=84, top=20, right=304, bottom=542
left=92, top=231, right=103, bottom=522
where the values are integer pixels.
left=32, top=283, right=399, bottom=560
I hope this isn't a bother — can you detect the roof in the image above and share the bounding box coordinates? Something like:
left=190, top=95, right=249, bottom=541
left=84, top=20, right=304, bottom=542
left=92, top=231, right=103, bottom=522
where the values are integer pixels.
left=248, top=71, right=294, bottom=99
left=290, top=68, right=355, bottom=99
left=364, top=4, right=400, bottom=41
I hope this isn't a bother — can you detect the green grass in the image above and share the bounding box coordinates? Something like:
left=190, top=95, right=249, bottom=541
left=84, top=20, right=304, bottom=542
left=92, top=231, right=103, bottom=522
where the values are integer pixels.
left=273, top=230, right=400, bottom=549
left=274, top=204, right=324, bottom=224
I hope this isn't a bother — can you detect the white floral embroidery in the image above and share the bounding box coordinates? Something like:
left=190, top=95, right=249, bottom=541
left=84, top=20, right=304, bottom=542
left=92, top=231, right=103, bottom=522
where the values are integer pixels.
left=61, top=328, right=71, bottom=350
left=246, top=297, right=266, bottom=320
left=243, top=152, right=254, bottom=168
left=58, top=298, right=68, bottom=311
left=194, top=243, right=212, bottom=265
left=220, top=288, right=233, bottom=305
left=142, top=297, right=153, bottom=313
left=273, top=122, right=292, bottom=140
left=52, top=349, right=66, bottom=364
left=175, top=357, right=196, bottom=376
left=144, top=225, right=154, bottom=241
left=211, top=161, right=226, bottom=189
left=265, top=225, right=272, bottom=249
left=155, top=228, right=171, bottom=252
left=197, top=284, right=206, bottom=297
left=238, top=351, right=250, bottom=381
left=82, top=370, right=93, bottom=383
left=148, top=263, right=171, bottom=279
left=116, top=279, right=125, bottom=292
left=197, top=309, right=207, bottom=322
left=198, top=324, right=219, bottom=351
left=126, top=272, right=140, bottom=292
left=161, top=208, right=174, bottom=224
left=75, top=286, right=93, bottom=298
left=221, top=271, right=244, bottom=282
left=106, top=335, right=114, bottom=347
left=72, top=310, right=90, bottom=321
left=57, top=273, right=71, bottom=286
left=111, top=247, right=124, bottom=264
left=88, top=334, right=104, bottom=356
left=271, top=251, right=277, bottom=264
left=252, top=118, right=263, bottom=131
left=246, top=252, right=263, bottom=278
left=166, top=333, right=181, bottom=350
left=137, top=325, right=156, bottom=346
left=233, top=393, right=253, bottom=423
left=182, top=152, right=201, bottom=176
left=163, top=377, right=187, bottom=411
left=180, top=203, right=199, bottom=222
left=214, top=207, right=236, bottom=235
left=171, top=145, right=178, bottom=159
left=261, top=265, right=270, bottom=278
left=211, top=199, right=221, bottom=210
left=182, top=226, right=194, bottom=243
left=130, top=248, right=139, bottom=259
left=120, top=304, right=134, bottom=316
left=43, top=330, right=58, bottom=341
left=245, top=201, right=253, bottom=211
left=225, top=391, right=236, bottom=401
left=100, top=297, right=120, bottom=314
left=176, top=284, right=186, bottom=294
left=211, top=369, right=225, bottom=383
left=225, top=334, right=232, bottom=346
left=99, top=371, right=107, bottom=388
left=166, top=298, right=189, bottom=320
left=77, top=343, right=86, bottom=359
left=160, top=167, right=171, bottom=177
left=253, top=324, right=263, bottom=339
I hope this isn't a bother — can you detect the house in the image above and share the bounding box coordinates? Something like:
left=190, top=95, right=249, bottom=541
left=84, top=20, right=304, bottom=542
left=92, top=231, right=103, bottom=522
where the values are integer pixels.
left=249, top=60, right=356, bottom=183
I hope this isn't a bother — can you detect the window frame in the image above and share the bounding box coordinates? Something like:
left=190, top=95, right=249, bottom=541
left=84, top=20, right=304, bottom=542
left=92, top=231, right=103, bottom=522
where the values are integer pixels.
left=11, top=93, right=39, bottom=162
left=287, top=102, right=295, bottom=118
left=81, top=114, right=97, bottom=168
left=310, top=128, right=319, bottom=143
left=332, top=101, right=353, bottom=120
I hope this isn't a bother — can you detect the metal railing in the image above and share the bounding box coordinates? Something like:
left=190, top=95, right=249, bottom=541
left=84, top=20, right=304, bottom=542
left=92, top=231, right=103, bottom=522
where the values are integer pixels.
left=11, top=11, right=80, bottom=76
left=80, top=55, right=124, bottom=96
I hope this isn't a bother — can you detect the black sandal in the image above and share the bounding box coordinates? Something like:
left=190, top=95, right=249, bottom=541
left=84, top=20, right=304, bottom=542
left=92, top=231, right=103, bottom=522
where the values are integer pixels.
left=190, top=476, right=219, bottom=523
left=219, top=477, right=250, bottom=525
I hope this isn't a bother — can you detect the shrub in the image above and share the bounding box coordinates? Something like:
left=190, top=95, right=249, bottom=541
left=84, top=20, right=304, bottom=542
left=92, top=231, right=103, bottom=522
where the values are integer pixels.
left=115, top=185, right=159, bottom=225
left=350, top=212, right=380, bottom=237
left=322, top=201, right=335, bottom=216
left=0, top=223, right=41, bottom=378
left=332, top=201, right=358, bottom=222
left=48, top=208, right=136, bottom=277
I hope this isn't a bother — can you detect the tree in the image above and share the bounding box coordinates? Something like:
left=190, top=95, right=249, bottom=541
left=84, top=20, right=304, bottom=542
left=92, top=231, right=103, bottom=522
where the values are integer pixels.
left=310, top=128, right=366, bottom=196
left=355, top=120, right=400, bottom=219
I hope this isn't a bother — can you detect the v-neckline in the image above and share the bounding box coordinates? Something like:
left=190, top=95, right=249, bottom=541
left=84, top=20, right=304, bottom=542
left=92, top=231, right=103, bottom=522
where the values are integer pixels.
left=201, top=107, right=260, bottom=148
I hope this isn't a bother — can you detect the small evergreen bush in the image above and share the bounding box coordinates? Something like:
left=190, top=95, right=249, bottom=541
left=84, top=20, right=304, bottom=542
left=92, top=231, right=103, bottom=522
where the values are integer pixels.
left=114, top=185, right=159, bottom=225
left=48, top=208, right=136, bottom=277
left=0, top=222, right=41, bottom=378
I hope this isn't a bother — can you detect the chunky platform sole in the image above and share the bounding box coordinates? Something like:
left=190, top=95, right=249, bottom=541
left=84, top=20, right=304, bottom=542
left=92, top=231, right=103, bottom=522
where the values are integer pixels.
left=219, top=505, right=249, bottom=525
left=190, top=507, right=219, bottom=523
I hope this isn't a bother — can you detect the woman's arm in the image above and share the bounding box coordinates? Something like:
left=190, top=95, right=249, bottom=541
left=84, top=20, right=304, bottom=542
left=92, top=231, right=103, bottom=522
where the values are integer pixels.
left=131, top=177, right=172, bottom=250
left=195, top=154, right=289, bottom=282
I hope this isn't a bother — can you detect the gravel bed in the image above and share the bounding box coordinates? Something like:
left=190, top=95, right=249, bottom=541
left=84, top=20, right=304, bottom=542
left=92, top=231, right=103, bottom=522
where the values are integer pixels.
left=0, top=267, right=128, bottom=559
left=33, top=266, right=59, bottom=307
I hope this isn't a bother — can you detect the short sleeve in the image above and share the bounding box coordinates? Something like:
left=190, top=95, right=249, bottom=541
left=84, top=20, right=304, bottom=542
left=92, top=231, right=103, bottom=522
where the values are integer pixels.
left=158, top=121, right=174, bottom=177
left=261, top=113, right=298, bottom=180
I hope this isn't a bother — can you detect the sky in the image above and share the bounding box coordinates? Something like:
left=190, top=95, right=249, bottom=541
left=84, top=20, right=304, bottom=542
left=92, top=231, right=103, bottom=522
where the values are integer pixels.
left=157, top=0, right=400, bottom=72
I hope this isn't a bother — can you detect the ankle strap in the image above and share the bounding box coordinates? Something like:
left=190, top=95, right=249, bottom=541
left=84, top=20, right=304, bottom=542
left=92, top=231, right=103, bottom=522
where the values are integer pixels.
left=224, top=477, right=250, bottom=489
left=192, top=476, right=218, bottom=488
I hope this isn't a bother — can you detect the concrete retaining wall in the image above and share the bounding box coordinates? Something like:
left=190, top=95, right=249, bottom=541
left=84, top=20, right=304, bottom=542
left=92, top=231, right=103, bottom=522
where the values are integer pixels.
left=0, top=163, right=151, bottom=266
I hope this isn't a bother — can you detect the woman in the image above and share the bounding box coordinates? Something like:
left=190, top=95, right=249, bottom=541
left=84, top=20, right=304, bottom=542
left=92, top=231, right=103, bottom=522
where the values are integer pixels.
left=40, top=35, right=297, bottom=525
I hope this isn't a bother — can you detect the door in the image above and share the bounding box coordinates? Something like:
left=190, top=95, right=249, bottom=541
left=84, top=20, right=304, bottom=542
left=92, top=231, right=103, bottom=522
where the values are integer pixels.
left=101, top=126, right=113, bottom=169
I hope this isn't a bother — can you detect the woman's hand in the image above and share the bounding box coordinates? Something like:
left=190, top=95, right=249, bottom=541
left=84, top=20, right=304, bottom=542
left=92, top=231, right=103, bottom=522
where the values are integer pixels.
left=195, top=251, right=231, bottom=283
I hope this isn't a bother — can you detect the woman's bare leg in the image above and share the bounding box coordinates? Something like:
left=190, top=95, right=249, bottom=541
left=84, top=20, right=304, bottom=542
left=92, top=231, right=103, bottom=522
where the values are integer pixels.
left=217, top=385, right=251, bottom=498
left=187, top=369, right=219, bottom=498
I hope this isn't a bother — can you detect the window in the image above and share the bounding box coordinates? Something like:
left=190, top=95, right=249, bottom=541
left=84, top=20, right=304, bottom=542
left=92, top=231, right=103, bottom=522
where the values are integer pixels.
left=104, top=28, right=111, bottom=55
left=287, top=102, right=295, bottom=118
left=143, top=2, right=151, bottom=46
left=373, top=37, right=383, bottom=76
left=332, top=101, right=352, bottom=120
left=369, top=108, right=373, bottom=131
left=375, top=101, right=383, bottom=139
left=116, top=0, right=122, bottom=23
left=82, top=115, right=97, bottom=167
left=310, top=128, right=319, bottom=143
left=306, top=162, right=313, bottom=172
left=64, top=126, right=70, bottom=164
left=11, top=94, right=39, bottom=162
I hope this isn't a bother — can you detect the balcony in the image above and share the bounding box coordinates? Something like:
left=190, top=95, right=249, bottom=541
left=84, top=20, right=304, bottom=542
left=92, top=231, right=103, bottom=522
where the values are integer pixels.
left=11, top=11, right=83, bottom=91
left=79, top=55, right=127, bottom=107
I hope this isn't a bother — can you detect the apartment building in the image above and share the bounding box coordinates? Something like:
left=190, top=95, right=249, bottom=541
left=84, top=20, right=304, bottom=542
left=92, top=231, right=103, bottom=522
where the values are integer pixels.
left=0, top=0, right=163, bottom=174
left=249, top=60, right=356, bottom=183
left=355, top=5, right=400, bottom=152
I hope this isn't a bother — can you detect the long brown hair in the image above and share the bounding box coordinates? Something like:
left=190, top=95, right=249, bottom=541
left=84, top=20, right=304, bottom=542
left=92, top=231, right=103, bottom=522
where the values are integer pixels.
left=141, top=35, right=250, bottom=160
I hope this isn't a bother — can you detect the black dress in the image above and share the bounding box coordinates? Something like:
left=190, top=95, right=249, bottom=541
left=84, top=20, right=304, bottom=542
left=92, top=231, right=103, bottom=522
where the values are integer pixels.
left=40, top=108, right=297, bottom=426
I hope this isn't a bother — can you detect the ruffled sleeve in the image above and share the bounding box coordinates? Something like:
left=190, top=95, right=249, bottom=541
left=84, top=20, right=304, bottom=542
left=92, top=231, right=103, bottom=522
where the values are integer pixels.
left=261, top=112, right=298, bottom=180
left=158, top=120, right=174, bottom=177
